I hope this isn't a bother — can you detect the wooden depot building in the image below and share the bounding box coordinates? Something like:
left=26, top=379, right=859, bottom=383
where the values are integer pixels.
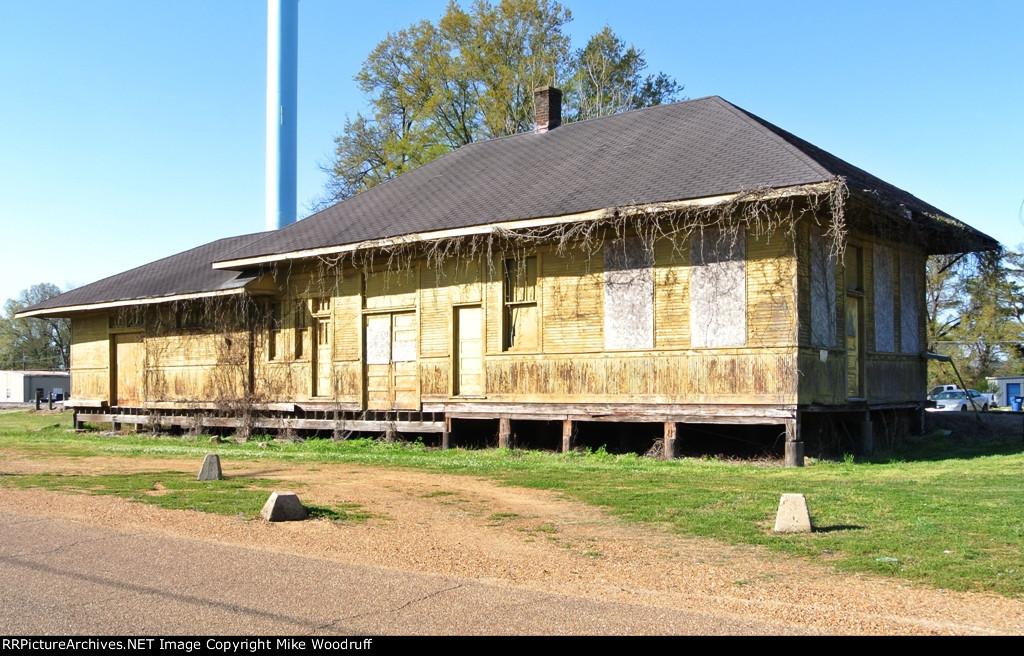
left=19, top=90, right=997, bottom=465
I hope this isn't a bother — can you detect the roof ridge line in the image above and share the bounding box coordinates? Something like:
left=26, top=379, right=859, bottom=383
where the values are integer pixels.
left=710, top=97, right=838, bottom=181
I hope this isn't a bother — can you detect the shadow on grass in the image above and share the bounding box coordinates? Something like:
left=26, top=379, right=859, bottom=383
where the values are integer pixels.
left=858, top=412, right=1024, bottom=464
left=304, top=503, right=372, bottom=523
left=812, top=524, right=865, bottom=533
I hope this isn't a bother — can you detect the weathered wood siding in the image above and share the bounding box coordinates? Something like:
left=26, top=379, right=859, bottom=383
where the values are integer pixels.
left=145, top=329, right=248, bottom=403
left=69, top=313, right=110, bottom=401
left=331, top=273, right=362, bottom=404
left=64, top=217, right=926, bottom=413
left=797, top=223, right=926, bottom=405
left=483, top=350, right=796, bottom=404
left=460, top=230, right=799, bottom=405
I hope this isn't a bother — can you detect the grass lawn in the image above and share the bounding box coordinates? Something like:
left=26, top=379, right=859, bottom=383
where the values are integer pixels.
left=1, top=410, right=1022, bottom=597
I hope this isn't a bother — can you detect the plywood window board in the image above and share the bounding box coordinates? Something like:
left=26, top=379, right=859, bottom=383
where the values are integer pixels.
left=900, top=252, right=920, bottom=354
left=691, top=228, right=746, bottom=348
left=809, top=229, right=837, bottom=348
left=874, top=245, right=895, bottom=352
left=603, top=237, right=654, bottom=350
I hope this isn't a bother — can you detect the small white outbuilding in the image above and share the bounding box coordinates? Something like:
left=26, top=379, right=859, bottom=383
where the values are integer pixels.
left=0, top=370, right=70, bottom=403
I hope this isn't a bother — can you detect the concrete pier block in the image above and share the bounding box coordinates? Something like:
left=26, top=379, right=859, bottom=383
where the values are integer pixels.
left=260, top=492, right=308, bottom=522
left=774, top=493, right=812, bottom=533
left=197, top=454, right=223, bottom=481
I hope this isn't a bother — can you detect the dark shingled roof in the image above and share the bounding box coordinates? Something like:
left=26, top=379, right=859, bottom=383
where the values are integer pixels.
left=19, top=233, right=265, bottom=317
left=214, top=95, right=995, bottom=266
left=24, top=96, right=996, bottom=316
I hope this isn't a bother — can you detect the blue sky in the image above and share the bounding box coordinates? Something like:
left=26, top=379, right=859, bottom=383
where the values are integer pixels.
left=1, top=0, right=1021, bottom=305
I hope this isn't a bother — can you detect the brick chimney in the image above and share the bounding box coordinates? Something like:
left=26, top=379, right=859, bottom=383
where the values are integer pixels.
left=534, top=86, right=562, bottom=133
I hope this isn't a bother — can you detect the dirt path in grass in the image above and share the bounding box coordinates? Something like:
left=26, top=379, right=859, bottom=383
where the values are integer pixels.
left=1, top=453, right=1022, bottom=635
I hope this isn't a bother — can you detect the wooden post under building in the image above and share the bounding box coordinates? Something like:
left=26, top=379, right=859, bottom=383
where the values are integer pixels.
left=664, top=421, right=678, bottom=459
left=784, top=416, right=803, bottom=467
left=498, top=417, right=511, bottom=449
left=562, top=419, right=573, bottom=453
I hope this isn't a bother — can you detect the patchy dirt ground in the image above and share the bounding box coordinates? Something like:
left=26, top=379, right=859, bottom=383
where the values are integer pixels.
left=1, top=452, right=1022, bottom=635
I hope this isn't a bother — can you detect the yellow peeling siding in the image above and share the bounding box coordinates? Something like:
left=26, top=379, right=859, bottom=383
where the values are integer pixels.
left=69, top=313, right=110, bottom=401
left=541, top=249, right=603, bottom=352
left=653, top=240, right=689, bottom=349
left=796, top=228, right=928, bottom=405
left=60, top=217, right=925, bottom=414
left=145, top=330, right=248, bottom=402
left=745, top=235, right=797, bottom=348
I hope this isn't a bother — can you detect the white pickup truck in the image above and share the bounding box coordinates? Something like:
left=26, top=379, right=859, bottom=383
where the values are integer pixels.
left=927, top=384, right=958, bottom=401
left=978, top=389, right=999, bottom=408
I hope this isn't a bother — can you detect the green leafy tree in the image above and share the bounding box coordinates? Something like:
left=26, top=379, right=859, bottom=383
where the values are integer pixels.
left=926, top=249, right=1024, bottom=390
left=1002, top=246, right=1024, bottom=334
left=0, top=283, right=71, bottom=371
left=322, top=0, right=682, bottom=204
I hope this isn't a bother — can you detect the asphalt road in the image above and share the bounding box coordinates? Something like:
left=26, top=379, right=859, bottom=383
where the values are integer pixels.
left=0, top=510, right=808, bottom=635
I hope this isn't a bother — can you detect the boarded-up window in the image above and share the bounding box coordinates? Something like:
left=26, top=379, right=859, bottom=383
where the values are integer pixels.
left=391, top=312, right=417, bottom=362
left=604, top=237, right=654, bottom=350
left=365, top=314, right=392, bottom=365
left=900, top=252, right=920, bottom=354
left=874, top=246, right=895, bottom=352
left=503, top=256, right=538, bottom=351
left=690, top=228, right=746, bottom=348
left=809, top=229, right=837, bottom=348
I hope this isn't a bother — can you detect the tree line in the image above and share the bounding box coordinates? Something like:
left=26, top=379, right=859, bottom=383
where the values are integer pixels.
left=0, top=283, right=70, bottom=371
left=927, top=247, right=1024, bottom=391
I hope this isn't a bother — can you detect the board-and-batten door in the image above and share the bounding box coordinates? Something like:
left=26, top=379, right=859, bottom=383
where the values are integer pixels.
left=845, top=297, right=861, bottom=398
left=364, top=311, right=418, bottom=410
left=844, top=246, right=865, bottom=399
left=112, top=333, right=144, bottom=406
left=454, top=306, right=483, bottom=396
left=312, top=316, right=332, bottom=397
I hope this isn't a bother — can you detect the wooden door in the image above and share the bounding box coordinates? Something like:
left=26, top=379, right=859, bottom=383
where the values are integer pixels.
left=846, top=296, right=862, bottom=398
left=364, top=312, right=418, bottom=410
left=365, top=314, right=392, bottom=409
left=390, top=312, right=418, bottom=410
left=112, top=333, right=144, bottom=406
left=312, top=316, right=332, bottom=397
left=454, top=306, right=483, bottom=396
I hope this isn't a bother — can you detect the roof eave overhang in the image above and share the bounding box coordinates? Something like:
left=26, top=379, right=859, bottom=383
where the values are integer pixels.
left=918, top=212, right=1000, bottom=255
left=212, top=183, right=838, bottom=271
left=15, top=287, right=247, bottom=320
left=846, top=190, right=1000, bottom=256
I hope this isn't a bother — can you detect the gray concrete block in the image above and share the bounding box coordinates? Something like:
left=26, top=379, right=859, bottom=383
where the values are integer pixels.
left=260, top=492, right=308, bottom=522
left=774, top=493, right=812, bottom=533
left=197, top=454, right=223, bottom=481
